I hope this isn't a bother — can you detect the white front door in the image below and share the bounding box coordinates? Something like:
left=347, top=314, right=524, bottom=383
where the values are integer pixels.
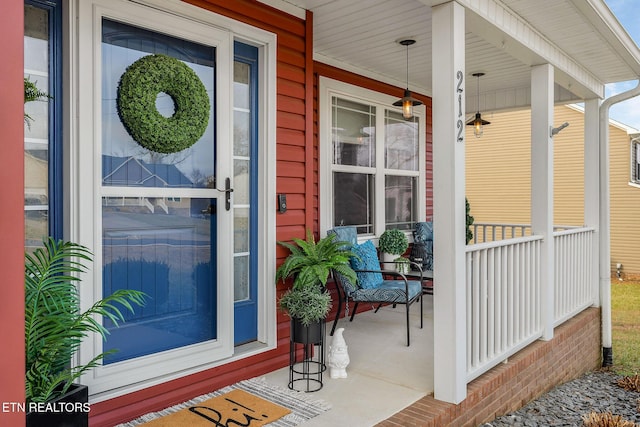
left=75, top=0, right=235, bottom=396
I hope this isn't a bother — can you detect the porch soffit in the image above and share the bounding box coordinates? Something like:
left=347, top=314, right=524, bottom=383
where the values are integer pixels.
left=262, top=0, right=640, bottom=113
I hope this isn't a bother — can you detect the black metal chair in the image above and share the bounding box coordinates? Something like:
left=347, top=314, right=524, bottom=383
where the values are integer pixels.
left=328, top=226, right=424, bottom=346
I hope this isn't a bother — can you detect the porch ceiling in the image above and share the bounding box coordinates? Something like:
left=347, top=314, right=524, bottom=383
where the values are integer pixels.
left=265, top=0, right=640, bottom=113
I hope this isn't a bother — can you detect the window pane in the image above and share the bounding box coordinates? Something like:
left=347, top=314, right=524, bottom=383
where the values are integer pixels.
left=25, top=149, right=48, bottom=206
left=634, top=142, right=640, bottom=182
left=333, top=172, right=374, bottom=234
left=234, top=255, right=249, bottom=301
left=234, top=207, right=249, bottom=253
left=332, top=97, right=376, bottom=167
left=385, top=175, right=417, bottom=231
left=234, top=110, right=251, bottom=157
left=385, top=110, right=419, bottom=171
left=101, top=19, right=215, bottom=189
left=23, top=74, right=49, bottom=140
left=234, top=159, right=250, bottom=204
left=25, top=210, right=48, bottom=253
left=24, top=6, right=48, bottom=71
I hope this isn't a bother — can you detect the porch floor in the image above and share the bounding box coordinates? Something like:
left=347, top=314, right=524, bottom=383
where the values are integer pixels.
left=264, top=296, right=435, bottom=427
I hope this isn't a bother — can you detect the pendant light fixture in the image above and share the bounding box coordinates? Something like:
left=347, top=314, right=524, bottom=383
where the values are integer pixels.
left=467, top=72, right=491, bottom=138
left=393, top=39, right=422, bottom=120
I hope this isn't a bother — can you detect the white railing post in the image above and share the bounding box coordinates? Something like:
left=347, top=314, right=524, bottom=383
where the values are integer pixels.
left=531, top=64, right=554, bottom=341
left=584, top=99, right=600, bottom=307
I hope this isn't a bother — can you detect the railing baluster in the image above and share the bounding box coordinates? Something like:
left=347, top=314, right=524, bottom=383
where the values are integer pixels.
left=488, top=248, right=495, bottom=359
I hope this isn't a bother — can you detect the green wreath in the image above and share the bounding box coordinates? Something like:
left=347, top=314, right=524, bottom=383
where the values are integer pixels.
left=117, top=54, right=210, bottom=154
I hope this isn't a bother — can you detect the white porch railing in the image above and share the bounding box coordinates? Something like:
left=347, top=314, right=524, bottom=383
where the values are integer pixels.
left=465, top=225, right=596, bottom=382
left=553, top=227, right=595, bottom=326
left=471, top=223, right=532, bottom=242
left=472, top=222, right=577, bottom=243
left=465, top=235, right=543, bottom=381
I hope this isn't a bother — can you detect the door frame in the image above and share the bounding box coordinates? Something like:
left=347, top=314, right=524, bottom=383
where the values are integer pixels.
left=69, top=0, right=278, bottom=401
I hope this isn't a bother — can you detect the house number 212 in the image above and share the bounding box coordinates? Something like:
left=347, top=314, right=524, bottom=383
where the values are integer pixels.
left=456, top=70, right=464, bottom=142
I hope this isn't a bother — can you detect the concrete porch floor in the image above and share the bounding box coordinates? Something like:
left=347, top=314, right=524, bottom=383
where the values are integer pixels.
left=264, top=296, right=435, bottom=427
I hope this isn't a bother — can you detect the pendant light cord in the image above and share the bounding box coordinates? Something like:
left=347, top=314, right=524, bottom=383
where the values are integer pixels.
left=406, top=44, right=409, bottom=89
left=476, top=74, right=480, bottom=113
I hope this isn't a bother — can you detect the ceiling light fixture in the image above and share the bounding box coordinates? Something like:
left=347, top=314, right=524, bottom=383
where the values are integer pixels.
left=467, top=72, right=491, bottom=138
left=393, top=39, right=422, bottom=120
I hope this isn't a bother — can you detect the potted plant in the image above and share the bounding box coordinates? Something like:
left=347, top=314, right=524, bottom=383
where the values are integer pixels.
left=378, top=229, right=409, bottom=267
left=394, top=256, right=411, bottom=274
left=278, top=287, right=332, bottom=343
left=25, top=238, right=146, bottom=426
left=466, top=197, right=474, bottom=244
left=275, top=230, right=357, bottom=343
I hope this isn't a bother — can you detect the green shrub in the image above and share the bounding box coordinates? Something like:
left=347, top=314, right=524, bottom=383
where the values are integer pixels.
left=379, top=229, right=409, bottom=255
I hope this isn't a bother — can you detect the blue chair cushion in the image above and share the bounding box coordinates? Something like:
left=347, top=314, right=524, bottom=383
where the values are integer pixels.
left=411, top=221, right=433, bottom=270
left=350, top=280, right=422, bottom=303
left=329, top=226, right=358, bottom=246
left=350, top=240, right=383, bottom=289
left=413, top=221, right=433, bottom=242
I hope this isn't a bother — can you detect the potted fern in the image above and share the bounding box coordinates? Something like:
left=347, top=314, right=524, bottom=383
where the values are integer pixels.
left=275, top=230, right=357, bottom=343
left=25, top=238, right=146, bottom=426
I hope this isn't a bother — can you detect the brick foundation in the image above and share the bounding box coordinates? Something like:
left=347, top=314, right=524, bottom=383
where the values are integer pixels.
left=377, top=307, right=601, bottom=427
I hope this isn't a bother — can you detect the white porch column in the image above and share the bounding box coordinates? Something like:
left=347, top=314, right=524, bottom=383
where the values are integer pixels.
left=584, top=99, right=600, bottom=307
left=530, top=64, right=554, bottom=340
left=432, top=1, right=467, bottom=404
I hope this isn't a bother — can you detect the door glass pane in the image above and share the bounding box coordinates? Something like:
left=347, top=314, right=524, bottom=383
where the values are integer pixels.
left=102, top=198, right=216, bottom=363
left=385, top=175, right=417, bottom=231
left=101, top=20, right=217, bottom=363
left=385, top=110, right=419, bottom=171
left=332, top=97, right=376, bottom=167
left=101, top=19, right=215, bottom=189
left=24, top=5, right=50, bottom=252
left=333, top=172, right=374, bottom=234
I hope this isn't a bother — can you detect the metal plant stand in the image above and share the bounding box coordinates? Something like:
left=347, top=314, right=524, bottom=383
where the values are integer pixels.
left=288, top=319, right=325, bottom=392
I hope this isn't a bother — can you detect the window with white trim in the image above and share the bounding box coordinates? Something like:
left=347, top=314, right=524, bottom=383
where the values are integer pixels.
left=320, top=78, right=426, bottom=238
left=632, top=137, right=640, bottom=184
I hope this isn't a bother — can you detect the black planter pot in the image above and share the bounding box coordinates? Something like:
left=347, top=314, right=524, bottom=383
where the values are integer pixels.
left=291, top=318, right=324, bottom=344
left=26, top=383, right=89, bottom=427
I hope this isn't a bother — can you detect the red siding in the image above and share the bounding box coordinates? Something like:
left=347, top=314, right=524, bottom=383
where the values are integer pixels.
left=0, top=3, right=25, bottom=426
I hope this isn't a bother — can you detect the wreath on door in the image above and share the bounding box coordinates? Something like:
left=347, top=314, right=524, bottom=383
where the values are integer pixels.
left=116, top=54, right=210, bottom=154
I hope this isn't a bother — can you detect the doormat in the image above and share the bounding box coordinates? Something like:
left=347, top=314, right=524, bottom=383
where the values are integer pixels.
left=134, top=389, right=290, bottom=427
left=117, top=377, right=332, bottom=427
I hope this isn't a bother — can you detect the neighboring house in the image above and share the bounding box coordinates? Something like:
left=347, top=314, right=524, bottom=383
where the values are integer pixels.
left=3, top=1, right=640, bottom=426
left=467, top=105, right=640, bottom=279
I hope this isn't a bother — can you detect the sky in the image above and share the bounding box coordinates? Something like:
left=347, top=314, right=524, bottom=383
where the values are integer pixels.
left=603, top=0, right=640, bottom=130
